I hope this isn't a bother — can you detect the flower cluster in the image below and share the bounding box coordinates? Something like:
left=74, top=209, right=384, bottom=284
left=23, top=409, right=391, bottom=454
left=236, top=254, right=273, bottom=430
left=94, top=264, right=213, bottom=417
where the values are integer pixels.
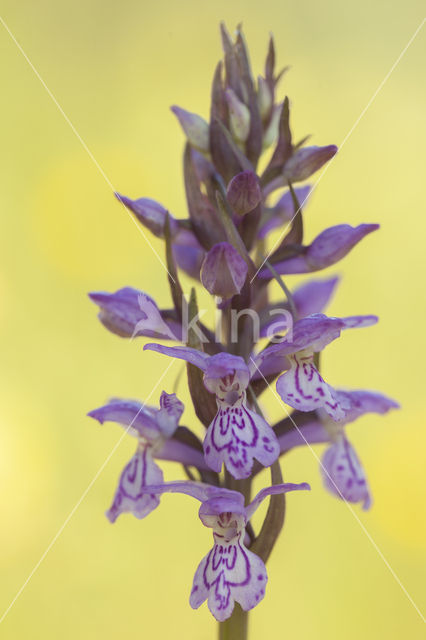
left=88, top=25, right=398, bottom=624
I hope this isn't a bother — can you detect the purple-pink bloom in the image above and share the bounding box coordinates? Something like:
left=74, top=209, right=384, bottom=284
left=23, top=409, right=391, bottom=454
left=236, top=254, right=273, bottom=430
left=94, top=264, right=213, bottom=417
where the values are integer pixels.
left=88, top=288, right=179, bottom=340
left=144, top=345, right=280, bottom=479
left=201, top=242, right=248, bottom=299
left=88, top=392, right=194, bottom=522
left=259, top=224, right=379, bottom=276
left=135, top=480, right=309, bottom=620
left=255, top=313, right=378, bottom=420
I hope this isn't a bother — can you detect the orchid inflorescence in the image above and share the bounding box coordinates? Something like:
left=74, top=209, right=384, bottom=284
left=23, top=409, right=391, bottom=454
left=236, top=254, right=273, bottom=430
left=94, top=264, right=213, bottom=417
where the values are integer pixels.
left=88, top=24, right=398, bottom=630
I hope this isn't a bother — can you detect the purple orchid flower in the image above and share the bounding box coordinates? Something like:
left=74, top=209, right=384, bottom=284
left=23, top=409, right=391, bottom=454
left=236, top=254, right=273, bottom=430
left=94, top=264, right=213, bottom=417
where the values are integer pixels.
left=87, top=391, right=203, bottom=522
left=277, top=389, right=399, bottom=509
left=259, top=223, right=379, bottom=276
left=255, top=313, right=378, bottom=420
left=88, top=287, right=180, bottom=340
left=135, top=480, right=310, bottom=620
left=143, top=345, right=280, bottom=479
left=116, top=193, right=205, bottom=279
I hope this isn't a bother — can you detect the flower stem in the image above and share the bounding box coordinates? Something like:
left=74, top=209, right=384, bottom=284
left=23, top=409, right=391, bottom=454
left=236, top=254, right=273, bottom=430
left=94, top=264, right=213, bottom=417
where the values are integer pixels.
left=218, top=604, right=248, bottom=640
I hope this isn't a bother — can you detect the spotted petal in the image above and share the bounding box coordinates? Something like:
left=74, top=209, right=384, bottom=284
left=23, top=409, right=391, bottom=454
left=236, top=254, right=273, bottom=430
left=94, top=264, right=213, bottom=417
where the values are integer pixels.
left=156, top=391, right=184, bottom=438
left=204, top=404, right=279, bottom=479
left=321, top=436, right=371, bottom=509
left=276, top=353, right=346, bottom=421
left=106, top=448, right=163, bottom=523
left=190, top=540, right=268, bottom=621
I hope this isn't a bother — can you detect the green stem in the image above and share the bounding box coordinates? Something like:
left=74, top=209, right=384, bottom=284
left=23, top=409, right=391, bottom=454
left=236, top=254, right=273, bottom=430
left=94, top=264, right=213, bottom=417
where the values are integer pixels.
left=219, top=604, right=248, bottom=640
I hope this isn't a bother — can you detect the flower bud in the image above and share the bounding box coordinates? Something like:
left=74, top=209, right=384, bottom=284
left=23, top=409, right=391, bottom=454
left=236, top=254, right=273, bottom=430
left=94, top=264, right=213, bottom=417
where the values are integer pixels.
left=257, top=76, right=273, bottom=120
left=283, top=145, right=338, bottom=182
left=115, top=193, right=177, bottom=238
left=225, top=89, right=251, bottom=143
left=226, top=170, right=262, bottom=216
left=262, top=103, right=282, bottom=149
left=171, top=106, right=210, bottom=152
left=201, top=242, right=248, bottom=299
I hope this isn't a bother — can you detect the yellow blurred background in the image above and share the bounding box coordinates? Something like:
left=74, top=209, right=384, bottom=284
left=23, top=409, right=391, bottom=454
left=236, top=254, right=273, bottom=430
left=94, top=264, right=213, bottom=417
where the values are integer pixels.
left=0, top=1, right=425, bottom=638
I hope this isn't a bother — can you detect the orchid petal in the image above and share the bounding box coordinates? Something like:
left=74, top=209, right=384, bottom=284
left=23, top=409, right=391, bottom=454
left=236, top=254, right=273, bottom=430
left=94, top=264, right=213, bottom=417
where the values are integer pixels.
left=172, top=229, right=205, bottom=279
left=190, top=540, right=268, bottom=621
left=278, top=421, right=329, bottom=453
left=259, top=185, right=311, bottom=238
left=137, top=481, right=244, bottom=505
left=321, top=436, right=372, bottom=509
left=245, top=482, right=310, bottom=520
left=88, top=288, right=177, bottom=340
left=259, top=224, right=379, bottom=275
left=257, top=313, right=377, bottom=372
left=156, top=391, right=184, bottom=438
left=143, top=343, right=209, bottom=371
left=292, top=276, right=339, bottom=317
left=204, top=353, right=250, bottom=393
left=87, top=400, right=160, bottom=440
left=155, top=439, right=210, bottom=470
left=336, top=389, right=399, bottom=425
left=276, top=353, right=346, bottom=421
left=204, top=404, right=279, bottom=479
left=106, top=449, right=163, bottom=523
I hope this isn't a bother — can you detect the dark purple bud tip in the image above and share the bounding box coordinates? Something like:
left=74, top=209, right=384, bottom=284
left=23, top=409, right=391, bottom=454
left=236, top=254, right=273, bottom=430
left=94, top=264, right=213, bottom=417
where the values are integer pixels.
left=226, top=171, right=262, bottom=216
left=201, top=242, right=248, bottom=298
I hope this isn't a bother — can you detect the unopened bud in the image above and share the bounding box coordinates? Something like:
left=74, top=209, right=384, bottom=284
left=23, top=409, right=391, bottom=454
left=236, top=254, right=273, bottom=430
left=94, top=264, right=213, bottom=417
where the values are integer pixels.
left=201, top=242, right=248, bottom=299
left=115, top=193, right=177, bottom=238
left=225, top=89, right=251, bottom=143
left=171, top=106, right=210, bottom=152
left=257, top=76, right=273, bottom=120
left=262, top=103, right=282, bottom=149
left=226, top=171, right=262, bottom=216
left=283, top=145, right=338, bottom=182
